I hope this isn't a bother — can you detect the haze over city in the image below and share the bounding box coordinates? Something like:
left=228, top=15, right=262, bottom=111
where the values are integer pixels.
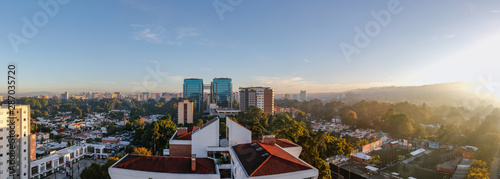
left=1, top=0, right=500, bottom=94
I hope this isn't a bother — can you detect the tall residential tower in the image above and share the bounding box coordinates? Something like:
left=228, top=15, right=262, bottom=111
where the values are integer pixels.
left=239, top=87, right=274, bottom=114
left=0, top=104, right=32, bottom=178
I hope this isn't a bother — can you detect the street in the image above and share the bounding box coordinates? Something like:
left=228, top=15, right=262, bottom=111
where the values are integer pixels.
left=490, top=154, right=499, bottom=179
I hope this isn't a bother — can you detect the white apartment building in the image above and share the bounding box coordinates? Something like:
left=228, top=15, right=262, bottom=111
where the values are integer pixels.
left=0, top=104, right=31, bottom=179
left=30, top=145, right=87, bottom=179
left=110, top=117, right=317, bottom=179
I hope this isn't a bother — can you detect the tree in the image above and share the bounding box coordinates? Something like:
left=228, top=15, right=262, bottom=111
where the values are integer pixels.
left=141, top=119, right=177, bottom=155
left=470, top=160, right=487, bottom=168
left=159, top=114, right=172, bottom=121
left=274, top=114, right=308, bottom=143
left=251, top=119, right=267, bottom=140
left=133, top=147, right=152, bottom=155
left=80, top=163, right=107, bottom=179
left=397, top=155, right=404, bottom=162
left=195, top=119, right=204, bottom=127
left=80, top=157, right=119, bottom=179
left=467, top=160, right=489, bottom=179
left=342, top=110, right=357, bottom=126
left=437, top=124, right=461, bottom=145
left=124, top=145, right=134, bottom=154
left=369, top=155, right=380, bottom=165
left=384, top=114, right=415, bottom=137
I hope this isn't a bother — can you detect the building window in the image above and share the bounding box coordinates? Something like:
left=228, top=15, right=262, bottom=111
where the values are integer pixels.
left=0, top=129, right=3, bottom=132
left=0, top=137, right=2, bottom=140
left=24, top=118, right=26, bottom=121
left=0, top=145, right=2, bottom=149
left=24, top=149, right=26, bottom=153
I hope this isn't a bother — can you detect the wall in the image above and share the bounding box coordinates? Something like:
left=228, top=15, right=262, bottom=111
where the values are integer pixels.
left=169, top=144, right=192, bottom=157
left=226, top=118, right=251, bottom=146
left=109, top=167, right=220, bottom=179
left=191, top=118, right=219, bottom=157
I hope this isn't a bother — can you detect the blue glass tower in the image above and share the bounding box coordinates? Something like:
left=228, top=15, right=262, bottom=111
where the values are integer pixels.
left=211, top=78, right=232, bottom=108
left=183, top=78, right=204, bottom=111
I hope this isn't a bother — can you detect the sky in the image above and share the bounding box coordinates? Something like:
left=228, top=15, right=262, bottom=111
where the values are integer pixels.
left=1, top=0, right=500, bottom=94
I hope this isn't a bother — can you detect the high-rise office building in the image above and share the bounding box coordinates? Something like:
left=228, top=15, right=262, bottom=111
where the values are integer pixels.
left=300, top=90, right=307, bottom=101
left=177, top=100, right=193, bottom=125
left=60, top=92, right=69, bottom=100
left=210, top=78, right=232, bottom=108
left=183, top=78, right=204, bottom=112
left=239, top=87, right=274, bottom=114
left=0, top=104, right=32, bottom=178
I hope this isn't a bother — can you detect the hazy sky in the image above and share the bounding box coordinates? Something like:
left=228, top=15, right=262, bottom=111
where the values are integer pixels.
left=1, top=0, right=500, bottom=94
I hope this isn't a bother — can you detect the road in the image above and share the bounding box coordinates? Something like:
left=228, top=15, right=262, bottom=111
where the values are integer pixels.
left=490, top=155, right=499, bottom=179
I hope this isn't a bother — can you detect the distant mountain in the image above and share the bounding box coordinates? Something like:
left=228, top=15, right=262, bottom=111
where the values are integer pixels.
left=287, top=82, right=498, bottom=107
left=0, top=91, right=57, bottom=97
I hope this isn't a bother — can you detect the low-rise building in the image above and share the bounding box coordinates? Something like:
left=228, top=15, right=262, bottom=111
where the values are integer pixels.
left=31, top=145, right=87, bottom=179
left=102, top=137, right=121, bottom=145
left=109, top=154, right=220, bottom=179
left=230, top=135, right=318, bottom=179
left=109, top=117, right=318, bottom=179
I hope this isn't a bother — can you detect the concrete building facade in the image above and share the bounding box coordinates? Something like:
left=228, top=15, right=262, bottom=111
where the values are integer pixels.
left=0, top=104, right=31, bottom=179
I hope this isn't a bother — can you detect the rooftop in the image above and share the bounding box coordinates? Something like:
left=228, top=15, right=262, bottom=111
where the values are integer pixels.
left=112, top=154, right=217, bottom=174
left=232, top=141, right=312, bottom=177
left=275, top=139, right=299, bottom=148
left=172, top=126, right=197, bottom=140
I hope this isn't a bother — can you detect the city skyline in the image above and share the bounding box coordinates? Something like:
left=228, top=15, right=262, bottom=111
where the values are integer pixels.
left=1, top=1, right=500, bottom=94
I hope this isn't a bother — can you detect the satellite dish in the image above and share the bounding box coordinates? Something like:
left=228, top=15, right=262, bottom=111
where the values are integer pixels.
left=220, top=139, right=229, bottom=147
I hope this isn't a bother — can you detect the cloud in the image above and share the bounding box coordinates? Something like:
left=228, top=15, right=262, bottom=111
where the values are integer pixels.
left=176, top=27, right=199, bottom=39
left=131, top=24, right=166, bottom=44
left=131, top=25, right=202, bottom=45
left=303, top=58, right=310, bottom=63
left=128, top=81, right=158, bottom=85
left=194, top=39, right=216, bottom=47
left=92, top=81, right=117, bottom=85
left=166, top=75, right=184, bottom=83
left=254, top=76, right=337, bottom=93
left=445, top=33, right=458, bottom=39
left=492, top=10, right=500, bottom=13
left=429, top=36, right=438, bottom=42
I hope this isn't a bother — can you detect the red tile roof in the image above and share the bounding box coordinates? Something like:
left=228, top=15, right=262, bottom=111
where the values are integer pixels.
left=172, top=126, right=197, bottom=140
left=112, top=154, right=216, bottom=174
left=275, top=139, right=299, bottom=148
left=232, top=142, right=312, bottom=177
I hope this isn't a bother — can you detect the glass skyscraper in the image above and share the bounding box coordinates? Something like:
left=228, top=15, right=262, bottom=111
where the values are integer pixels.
left=183, top=78, right=204, bottom=112
left=211, top=78, right=232, bottom=108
